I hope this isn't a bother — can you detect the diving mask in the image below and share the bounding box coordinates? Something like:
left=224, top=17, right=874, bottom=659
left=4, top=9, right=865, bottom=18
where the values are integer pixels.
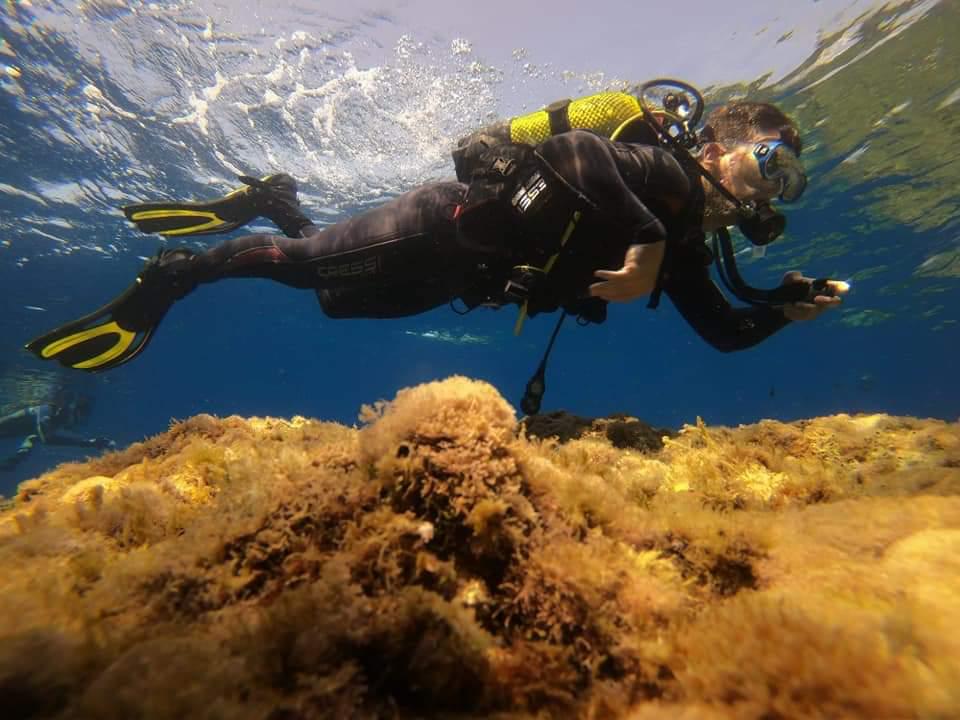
left=753, top=140, right=807, bottom=202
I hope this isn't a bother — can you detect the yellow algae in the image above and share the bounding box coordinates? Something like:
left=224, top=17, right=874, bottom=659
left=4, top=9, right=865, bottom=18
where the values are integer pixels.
left=735, top=464, right=787, bottom=502
left=60, top=475, right=121, bottom=504
left=0, top=376, right=957, bottom=719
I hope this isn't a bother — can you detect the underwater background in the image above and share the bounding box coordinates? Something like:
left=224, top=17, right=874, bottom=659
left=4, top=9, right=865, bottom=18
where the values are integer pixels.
left=1, top=0, right=958, bottom=495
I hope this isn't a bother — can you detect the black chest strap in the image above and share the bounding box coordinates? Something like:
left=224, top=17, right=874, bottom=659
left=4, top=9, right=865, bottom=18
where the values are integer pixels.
left=647, top=154, right=709, bottom=309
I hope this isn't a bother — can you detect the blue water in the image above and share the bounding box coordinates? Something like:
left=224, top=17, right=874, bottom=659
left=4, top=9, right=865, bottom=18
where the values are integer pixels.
left=2, top=0, right=958, bottom=496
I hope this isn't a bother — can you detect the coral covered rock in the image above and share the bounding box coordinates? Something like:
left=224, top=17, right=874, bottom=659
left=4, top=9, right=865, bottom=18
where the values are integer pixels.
left=0, top=376, right=958, bottom=719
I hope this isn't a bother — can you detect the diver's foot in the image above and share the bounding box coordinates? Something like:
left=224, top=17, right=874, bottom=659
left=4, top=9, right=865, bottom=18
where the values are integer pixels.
left=239, top=173, right=312, bottom=237
left=139, top=247, right=199, bottom=304
left=122, top=173, right=309, bottom=238
left=240, top=173, right=298, bottom=208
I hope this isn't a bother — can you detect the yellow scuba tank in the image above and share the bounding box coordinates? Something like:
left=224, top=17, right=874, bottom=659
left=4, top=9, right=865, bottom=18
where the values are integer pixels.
left=452, top=91, right=659, bottom=182
left=508, top=91, right=647, bottom=144
left=451, top=81, right=709, bottom=181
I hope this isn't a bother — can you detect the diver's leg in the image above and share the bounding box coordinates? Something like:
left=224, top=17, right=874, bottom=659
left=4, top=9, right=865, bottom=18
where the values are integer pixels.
left=123, top=173, right=316, bottom=239
left=25, top=182, right=470, bottom=371
left=162, top=181, right=469, bottom=294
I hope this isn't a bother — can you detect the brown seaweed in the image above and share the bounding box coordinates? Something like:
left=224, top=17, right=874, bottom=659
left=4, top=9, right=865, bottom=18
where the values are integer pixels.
left=1, top=377, right=958, bottom=719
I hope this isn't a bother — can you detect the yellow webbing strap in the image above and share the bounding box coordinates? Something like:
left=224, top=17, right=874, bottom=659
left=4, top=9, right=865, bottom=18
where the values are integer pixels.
left=513, top=209, right=582, bottom=336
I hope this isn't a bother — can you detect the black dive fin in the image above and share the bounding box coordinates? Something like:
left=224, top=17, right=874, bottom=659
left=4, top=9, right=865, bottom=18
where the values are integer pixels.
left=122, top=173, right=300, bottom=237
left=25, top=250, right=195, bottom=371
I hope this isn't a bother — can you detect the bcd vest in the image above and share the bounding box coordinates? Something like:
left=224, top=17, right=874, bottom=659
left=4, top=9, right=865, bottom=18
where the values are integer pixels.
left=455, top=142, right=608, bottom=323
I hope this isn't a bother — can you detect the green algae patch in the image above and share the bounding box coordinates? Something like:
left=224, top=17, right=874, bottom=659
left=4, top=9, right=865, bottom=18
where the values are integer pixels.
left=1, top=376, right=958, bottom=719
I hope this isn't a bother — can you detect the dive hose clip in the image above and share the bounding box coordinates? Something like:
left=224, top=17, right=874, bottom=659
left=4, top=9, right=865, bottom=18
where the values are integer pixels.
left=503, top=265, right=546, bottom=304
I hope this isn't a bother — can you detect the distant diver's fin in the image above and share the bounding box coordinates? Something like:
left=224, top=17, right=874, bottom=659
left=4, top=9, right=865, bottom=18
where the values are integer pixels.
left=25, top=249, right=196, bottom=371
left=122, top=173, right=301, bottom=237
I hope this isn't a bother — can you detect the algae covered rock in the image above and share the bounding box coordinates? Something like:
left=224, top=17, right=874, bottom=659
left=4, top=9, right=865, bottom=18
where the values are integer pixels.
left=522, top=409, right=676, bottom=451
left=0, top=376, right=958, bottom=719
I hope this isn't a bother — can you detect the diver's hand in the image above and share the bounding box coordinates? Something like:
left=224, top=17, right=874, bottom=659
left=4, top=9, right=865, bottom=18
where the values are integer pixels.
left=89, top=437, right=117, bottom=450
left=589, top=242, right=665, bottom=303
left=780, top=271, right=848, bottom=321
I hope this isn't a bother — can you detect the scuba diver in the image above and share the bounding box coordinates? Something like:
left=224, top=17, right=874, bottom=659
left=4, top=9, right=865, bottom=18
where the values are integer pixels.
left=24, top=80, right=847, bottom=413
left=0, top=391, right=115, bottom=471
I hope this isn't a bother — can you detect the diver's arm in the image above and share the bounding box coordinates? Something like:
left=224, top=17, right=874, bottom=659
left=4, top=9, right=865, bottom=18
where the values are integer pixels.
left=541, top=132, right=690, bottom=303
left=589, top=241, right=666, bottom=302
left=664, top=260, right=791, bottom=352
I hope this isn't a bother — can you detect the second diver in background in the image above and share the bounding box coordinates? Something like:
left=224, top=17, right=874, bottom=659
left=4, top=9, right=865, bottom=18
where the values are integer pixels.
left=0, top=391, right=115, bottom=472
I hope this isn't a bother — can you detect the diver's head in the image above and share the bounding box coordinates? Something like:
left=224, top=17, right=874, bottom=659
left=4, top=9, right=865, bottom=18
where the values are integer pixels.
left=697, top=102, right=805, bottom=231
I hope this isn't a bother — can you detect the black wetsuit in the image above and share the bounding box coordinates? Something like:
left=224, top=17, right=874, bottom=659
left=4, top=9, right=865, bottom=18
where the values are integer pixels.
left=176, top=130, right=790, bottom=351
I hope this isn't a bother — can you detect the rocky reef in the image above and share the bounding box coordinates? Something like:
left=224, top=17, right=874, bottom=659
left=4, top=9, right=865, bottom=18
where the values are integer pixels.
left=1, top=376, right=958, bottom=719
